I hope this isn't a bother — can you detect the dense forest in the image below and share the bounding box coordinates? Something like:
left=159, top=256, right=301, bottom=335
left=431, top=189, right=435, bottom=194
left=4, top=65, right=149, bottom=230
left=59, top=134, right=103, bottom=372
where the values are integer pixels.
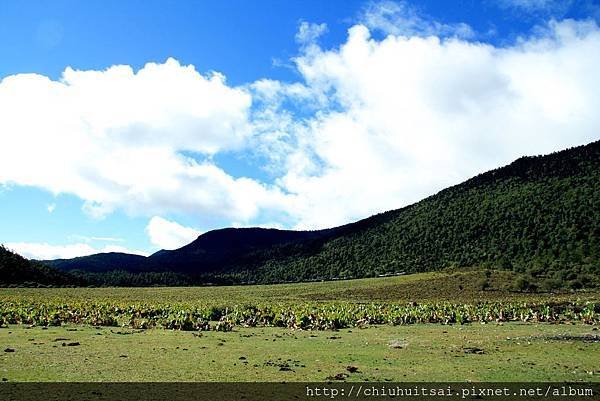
left=239, top=141, right=600, bottom=289
left=6, top=140, right=600, bottom=289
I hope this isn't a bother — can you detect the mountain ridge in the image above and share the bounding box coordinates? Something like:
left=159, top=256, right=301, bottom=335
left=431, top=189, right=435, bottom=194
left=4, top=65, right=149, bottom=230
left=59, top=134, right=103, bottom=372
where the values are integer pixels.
left=34, top=140, right=600, bottom=287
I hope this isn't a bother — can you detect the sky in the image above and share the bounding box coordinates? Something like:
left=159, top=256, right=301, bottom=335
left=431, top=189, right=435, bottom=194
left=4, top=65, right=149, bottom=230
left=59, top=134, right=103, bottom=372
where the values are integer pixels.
left=1, top=0, right=600, bottom=259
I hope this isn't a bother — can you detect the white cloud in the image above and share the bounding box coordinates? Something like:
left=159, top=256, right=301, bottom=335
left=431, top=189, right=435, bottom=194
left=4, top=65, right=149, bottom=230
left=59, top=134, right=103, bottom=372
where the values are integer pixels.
left=0, top=58, right=289, bottom=222
left=68, top=235, right=125, bottom=243
left=146, top=216, right=201, bottom=250
left=254, top=19, right=600, bottom=229
left=496, top=0, right=573, bottom=15
left=2, top=18, right=600, bottom=239
left=360, top=1, right=475, bottom=38
left=89, top=236, right=124, bottom=242
left=295, top=21, right=328, bottom=45
left=47, top=203, right=56, bottom=213
left=4, top=242, right=149, bottom=260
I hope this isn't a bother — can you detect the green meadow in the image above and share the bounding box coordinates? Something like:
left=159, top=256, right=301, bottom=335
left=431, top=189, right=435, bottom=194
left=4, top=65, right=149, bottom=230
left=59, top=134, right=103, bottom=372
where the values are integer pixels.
left=1, top=271, right=599, bottom=382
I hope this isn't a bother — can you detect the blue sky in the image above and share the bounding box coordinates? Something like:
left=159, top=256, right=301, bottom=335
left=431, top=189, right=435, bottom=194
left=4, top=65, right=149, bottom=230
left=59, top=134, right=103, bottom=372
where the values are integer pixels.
left=1, top=0, right=600, bottom=259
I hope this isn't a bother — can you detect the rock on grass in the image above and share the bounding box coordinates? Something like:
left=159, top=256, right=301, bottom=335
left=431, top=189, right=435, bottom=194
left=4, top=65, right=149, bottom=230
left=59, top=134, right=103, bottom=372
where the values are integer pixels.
left=389, top=339, right=408, bottom=349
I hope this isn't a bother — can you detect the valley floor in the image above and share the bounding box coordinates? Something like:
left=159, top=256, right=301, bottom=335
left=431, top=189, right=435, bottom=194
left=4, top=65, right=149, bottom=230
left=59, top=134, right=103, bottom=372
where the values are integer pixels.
left=1, top=323, right=599, bottom=382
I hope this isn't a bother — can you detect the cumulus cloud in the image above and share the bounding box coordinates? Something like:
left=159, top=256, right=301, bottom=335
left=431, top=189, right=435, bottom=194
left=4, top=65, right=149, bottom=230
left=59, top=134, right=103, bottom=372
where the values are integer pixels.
left=255, top=19, right=600, bottom=228
left=2, top=17, right=600, bottom=239
left=146, top=216, right=201, bottom=250
left=0, top=58, right=289, bottom=221
left=4, top=242, right=149, bottom=260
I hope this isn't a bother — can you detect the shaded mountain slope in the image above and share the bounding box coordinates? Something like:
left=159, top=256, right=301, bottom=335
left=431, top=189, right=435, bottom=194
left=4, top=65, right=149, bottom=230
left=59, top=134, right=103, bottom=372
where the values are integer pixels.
left=44, top=252, right=147, bottom=273
left=44, top=229, right=335, bottom=275
left=144, top=227, right=337, bottom=275
left=0, top=245, right=83, bottom=286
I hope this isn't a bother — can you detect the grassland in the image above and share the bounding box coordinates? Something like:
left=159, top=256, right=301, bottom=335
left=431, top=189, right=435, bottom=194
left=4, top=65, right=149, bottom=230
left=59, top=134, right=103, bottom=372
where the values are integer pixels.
left=2, top=270, right=599, bottom=304
left=1, top=270, right=599, bottom=382
left=2, top=323, right=599, bottom=382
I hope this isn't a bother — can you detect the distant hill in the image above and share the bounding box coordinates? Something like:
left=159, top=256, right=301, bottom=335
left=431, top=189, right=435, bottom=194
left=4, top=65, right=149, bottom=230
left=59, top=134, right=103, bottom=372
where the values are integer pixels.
left=40, top=140, right=600, bottom=288
left=44, top=229, right=334, bottom=275
left=44, top=252, right=147, bottom=273
left=0, top=245, right=83, bottom=286
left=144, top=227, right=339, bottom=275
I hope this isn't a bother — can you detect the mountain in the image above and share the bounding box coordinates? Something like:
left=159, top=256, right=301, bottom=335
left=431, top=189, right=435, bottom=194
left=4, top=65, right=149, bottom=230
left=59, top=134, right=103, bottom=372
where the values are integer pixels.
left=0, top=245, right=83, bottom=286
left=44, top=229, right=334, bottom=275
left=41, top=140, right=600, bottom=287
left=44, top=252, right=147, bottom=273
left=144, top=227, right=338, bottom=275
left=248, top=141, right=600, bottom=286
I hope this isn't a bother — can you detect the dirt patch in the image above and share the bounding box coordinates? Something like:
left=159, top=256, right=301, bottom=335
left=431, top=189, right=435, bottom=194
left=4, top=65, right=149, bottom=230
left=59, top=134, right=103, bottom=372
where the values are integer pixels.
left=463, top=347, right=485, bottom=354
left=326, top=372, right=348, bottom=381
left=543, top=334, right=600, bottom=342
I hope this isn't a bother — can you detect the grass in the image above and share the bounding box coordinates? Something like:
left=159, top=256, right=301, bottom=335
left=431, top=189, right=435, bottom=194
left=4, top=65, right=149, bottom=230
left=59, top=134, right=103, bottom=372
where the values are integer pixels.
left=1, top=270, right=598, bottom=304
left=1, top=271, right=599, bottom=382
left=1, top=323, right=598, bottom=382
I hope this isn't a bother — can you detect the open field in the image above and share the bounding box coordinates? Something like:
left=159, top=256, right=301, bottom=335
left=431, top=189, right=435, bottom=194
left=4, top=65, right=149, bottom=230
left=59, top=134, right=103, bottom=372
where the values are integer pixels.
left=1, top=323, right=599, bottom=382
left=1, top=271, right=599, bottom=382
left=2, top=270, right=599, bottom=304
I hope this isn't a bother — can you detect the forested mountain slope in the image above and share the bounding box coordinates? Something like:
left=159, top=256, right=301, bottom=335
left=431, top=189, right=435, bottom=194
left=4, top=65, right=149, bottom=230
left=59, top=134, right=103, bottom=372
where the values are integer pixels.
left=221, top=140, right=600, bottom=285
left=39, top=140, right=600, bottom=287
left=0, top=245, right=82, bottom=286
